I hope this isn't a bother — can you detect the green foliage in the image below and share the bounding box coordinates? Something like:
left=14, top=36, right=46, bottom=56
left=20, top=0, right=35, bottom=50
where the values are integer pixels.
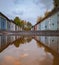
left=37, top=16, right=43, bottom=23
left=14, top=17, right=21, bottom=26
left=54, top=0, right=59, bottom=7
left=13, top=37, right=32, bottom=47
left=20, top=20, right=25, bottom=29
left=26, top=22, right=32, bottom=30
left=14, top=17, right=32, bottom=31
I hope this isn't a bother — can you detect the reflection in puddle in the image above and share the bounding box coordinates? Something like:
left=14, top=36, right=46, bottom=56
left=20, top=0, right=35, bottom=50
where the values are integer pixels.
left=0, top=35, right=59, bottom=65
left=20, top=53, right=29, bottom=58
left=35, top=36, right=59, bottom=53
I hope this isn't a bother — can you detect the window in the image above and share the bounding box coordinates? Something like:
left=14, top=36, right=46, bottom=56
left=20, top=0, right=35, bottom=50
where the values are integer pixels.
left=45, top=26, right=47, bottom=28
left=1, top=17, right=6, bottom=30
left=52, top=23, right=54, bottom=26
left=57, top=14, right=59, bottom=16
left=52, top=39, right=54, bottom=42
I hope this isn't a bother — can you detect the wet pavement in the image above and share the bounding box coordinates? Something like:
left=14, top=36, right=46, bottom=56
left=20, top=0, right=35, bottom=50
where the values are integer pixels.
left=0, top=30, right=59, bottom=36
left=0, top=35, right=59, bottom=65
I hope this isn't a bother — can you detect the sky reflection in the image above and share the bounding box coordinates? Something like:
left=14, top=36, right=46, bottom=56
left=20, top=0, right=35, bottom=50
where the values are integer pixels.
left=0, top=38, right=54, bottom=65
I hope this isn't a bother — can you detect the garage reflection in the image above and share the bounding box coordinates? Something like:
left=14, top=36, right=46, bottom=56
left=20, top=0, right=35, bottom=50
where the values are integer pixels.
left=0, top=35, right=59, bottom=65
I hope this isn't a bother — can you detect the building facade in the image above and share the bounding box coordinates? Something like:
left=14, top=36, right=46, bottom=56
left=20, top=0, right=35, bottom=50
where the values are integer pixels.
left=32, top=8, right=59, bottom=31
left=10, top=21, right=15, bottom=31
left=0, top=12, right=21, bottom=31
left=0, top=13, right=7, bottom=30
left=35, top=36, right=59, bottom=53
left=7, top=20, right=11, bottom=31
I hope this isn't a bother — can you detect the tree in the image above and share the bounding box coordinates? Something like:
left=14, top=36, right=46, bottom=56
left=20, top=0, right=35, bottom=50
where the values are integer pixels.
left=37, top=16, right=43, bottom=23
left=14, top=17, right=32, bottom=31
left=45, top=11, right=50, bottom=16
left=54, top=0, right=59, bottom=8
left=20, top=20, right=25, bottom=30
left=26, top=22, right=32, bottom=30
left=14, top=17, right=21, bottom=27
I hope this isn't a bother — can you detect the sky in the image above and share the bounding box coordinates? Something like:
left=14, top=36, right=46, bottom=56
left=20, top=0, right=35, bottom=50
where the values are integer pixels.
left=0, top=0, right=54, bottom=25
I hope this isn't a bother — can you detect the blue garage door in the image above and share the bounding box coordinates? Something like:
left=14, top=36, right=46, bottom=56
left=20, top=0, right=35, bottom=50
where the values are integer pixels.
left=0, top=17, right=1, bottom=29
left=1, top=17, right=6, bottom=30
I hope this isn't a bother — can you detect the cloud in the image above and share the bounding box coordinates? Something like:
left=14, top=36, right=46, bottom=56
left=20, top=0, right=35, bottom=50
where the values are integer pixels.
left=20, top=53, right=29, bottom=58
left=25, top=17, right=37, bottom=25
left=14, top=0, right=25, bottom=4
left=0, top=56, right=22, bottom=65
left=0, top=0, right=54, bottom=25
left=40, top=0, right=54, bottom=10
left=33, top=0, right=41, bottom=5
left=33, top=0, right=54, bottom=10
left=12, top=11, right=24, bottom=16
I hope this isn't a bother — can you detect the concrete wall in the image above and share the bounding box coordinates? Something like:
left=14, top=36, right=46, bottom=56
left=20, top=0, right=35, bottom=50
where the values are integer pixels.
left=48, top=37, right=58, bottom=51
left=10, top=36, right=15, bottom=42
left=45, top=19, right=49, bottom=30
left=7, top=21, right=11, bottom=31
left=0, top=13, right=20, bottom=31
left=36, top=36, right=59, bottom=53
left=31, top=27, right=34, bottom=30
left=57, top=12, right=59, bottom=30
left=15, top=25, right=18, bottom=31
left=37, top=24, right=41, bottom=30
left=18, top=26, right=21, bottom=31
left=1, top=36, right=7, bottom=47
left=10, top=22, right=15, bottom=31
left=35, top=11, right=59, bottom=31
left=40, top=21, right=45, bottom=30
left=48, top=13, right=57, bottom=30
